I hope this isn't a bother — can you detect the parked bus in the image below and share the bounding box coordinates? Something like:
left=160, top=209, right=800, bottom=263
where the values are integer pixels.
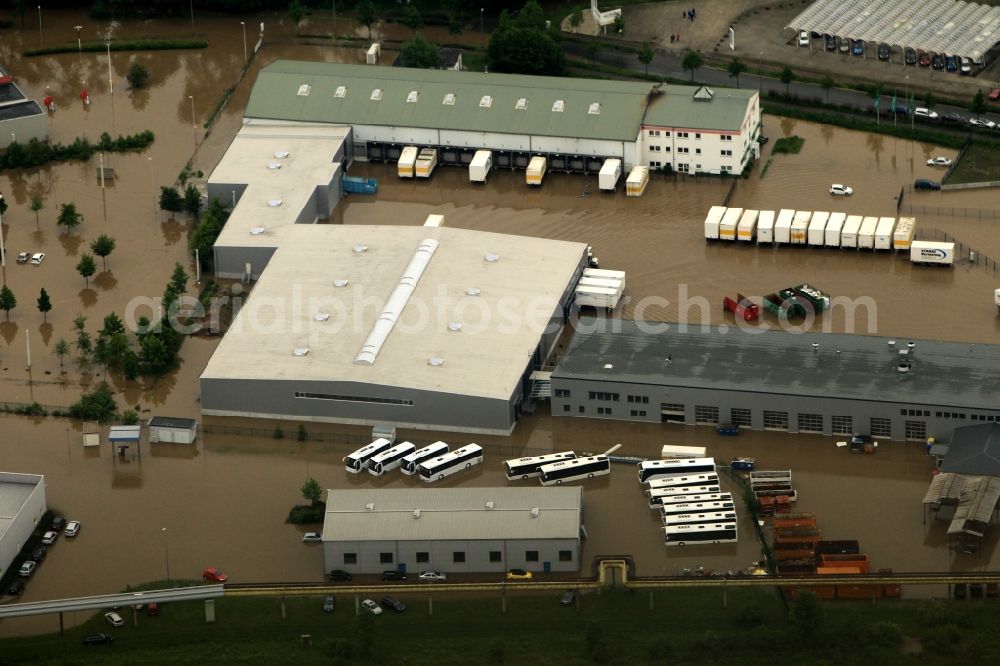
left=653, top=492, right=731, bottom=509
left=664, top=522, right=738, bottom=547
left=503, top=451, right=576, bottom=480
left=418, top=444, right=484, bottom=483
left=662, top=511, right=737, bottom=526
left=659, top=500, right=736, bottom=516
left=647, top=486, right=723, bottom=508
left=638, top=458, right=716, bottom=483
left=539, top=456, right=611, bottom=486
left=660, top=445, right=707, bottom=459
left=344, top=438, right=393, bottom=474
left=368, top=441, right=417, bottom=476
left=646, top=473, right=720, bottom=491
left=400, top=441, right=449, bottom=475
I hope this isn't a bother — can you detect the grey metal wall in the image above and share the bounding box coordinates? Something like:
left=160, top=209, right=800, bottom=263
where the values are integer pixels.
left=323, top=537, right=580, bottom=575
left=213, top=245, right=277, bottom=280
left=0, top=112, right=47, bottom=150
left=550, top=377, right=1000, bottom=443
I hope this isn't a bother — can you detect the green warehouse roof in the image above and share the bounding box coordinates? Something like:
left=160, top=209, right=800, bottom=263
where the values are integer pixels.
left=644, top=85, right=757, bottom=132
left=244, top=61, right=755, bottom=141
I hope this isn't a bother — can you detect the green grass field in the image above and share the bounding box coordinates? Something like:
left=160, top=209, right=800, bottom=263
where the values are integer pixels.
left=944, top=143, right=1000, bottom=185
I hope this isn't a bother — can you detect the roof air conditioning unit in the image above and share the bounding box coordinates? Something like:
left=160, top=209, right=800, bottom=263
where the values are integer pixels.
left=413, top=509, right=421, bottom=518
left=443, top=93, right=456, bottom=105
left=334, top=86, right=346, bottom=98
left=485, top=501, right=495, bottom=510
left=552, top=100, right=565, bottom=113
left=365, top=502, right=374, bottom=511
left=297, top=84, right=311, bottom=96
left=530, top=507, right=539, bottom=518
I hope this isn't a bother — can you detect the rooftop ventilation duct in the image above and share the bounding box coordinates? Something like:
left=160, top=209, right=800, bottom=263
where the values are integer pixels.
left=365, top=502, right=374, bottom=511
left=292, top=347, right=309, bottom=356
left=297, top=84, right=311, bottom=96
left=485, top=501, right=495, bottom=510
left=428, top=357, right=444, bottom=367
left=268, top=199, right=283, bottom=207
left=406, top=90, right=419, bottom=103
left=267, top=162, right=282, bottom=170
left=353, top=245, right=368, bottom=253
left=552, top=100, right=565, bottom=113
left=314, top=313, right=330, bottom=322
left=479, top=95, right=493, bottom=108
left=413, top=509, right=421, bottom=518
left=588, top=102, right=601, bottom=115
left=530, top=507, right=539, bottom=518
left=334, top=279, right=350, bottom=287
left=484, top=253, right=500, bottom=263
left=334, top=86, right=346, bottom=98
left=515, top=97, right=527, bottom=110
left=448, top=322, right=462, bottom=332
left=466, top=287, right=481, bottom=296
left=249, top=227, right=266, bottom=235
left=443, top=93, right=455, bottom=105
left=274, top=150, right=289, bottom=158
left=370, top=88, right=382, bottom=101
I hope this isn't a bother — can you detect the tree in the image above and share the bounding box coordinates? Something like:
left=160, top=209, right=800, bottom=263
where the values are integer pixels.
left=923, top=90, right=936, bottom=111
left=969, top=89, right=987, bottom=119
left=189, top=198, right=230, bottom=260
left=36, top=288, right=51, bottom=322
left=90, top=234, right=116, bottom=270
left=56, top=202, right=83, bottom=234
left=638, top=43, right=654, bottom=76
left=682, top=49, right=703, bottom=81
left=0, top=285, right=15, bottom=320
left=122, top=349, right=140, bottom=380
left=169, top=263, right=189, bottom=298
left=789, top=591, right=825, bottom=637
left=139, top=334, right=170, bottom=373
left=402, top=4, right=423, bottom=34
left=612, top=14, right=624, bottom=35
left=728, top=57, right=747, bottom=88
left=301, top=477, right=322, bottom=506
left=74, top=316, right=92, bottom=369
left=399, top=35, right=439, bottom=69
left=76, top=254, right=97, bottom=287
left=487, top=8, right=565, bottom=76
left=780, top=66, right=795, bottom=96
left=159, top=186, right=183, bottom=215
left=29, top=194, right=44, bottom=230
left=68, top=381, right=118, bottom=421
left=820, top=75, right=835, bottom=104
left=516, top=1, right=546, bottom=32
left=54, top=338, right=69, bottom=373
left=0, top=193, right=6, bottom=216
left=288, top=0, right=306, bottom=25
left=357, top=0, right=376, bottom=39
left=183, top=185, right=202, bottom=219
left=125, top=62, right=150, bottom=89
left=569, top=8, right=583, bottom=32
left=585, top=41, right=600, bottom=64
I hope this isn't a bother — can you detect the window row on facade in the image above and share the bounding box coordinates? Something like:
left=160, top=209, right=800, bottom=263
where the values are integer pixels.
left=341, top=550, right=573, bottom=565
left=646, top=129, right=734, bottom=141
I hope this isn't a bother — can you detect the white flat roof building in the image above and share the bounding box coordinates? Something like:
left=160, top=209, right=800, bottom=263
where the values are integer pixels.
left=0, top=472, right=46, bottom=578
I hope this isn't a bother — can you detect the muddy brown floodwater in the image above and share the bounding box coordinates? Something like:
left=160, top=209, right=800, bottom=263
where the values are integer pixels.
left=1, top=11, right=998, bottom=637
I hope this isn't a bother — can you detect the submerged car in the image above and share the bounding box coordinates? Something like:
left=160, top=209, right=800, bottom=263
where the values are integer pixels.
left=945, top=56, right=958, bottom=72
left=506, top=568, right=533, bottom=581
left=851, top=40, right=864, bottom=56
left=926, top=157, right=952, bottom=167
left=931, top=54, right=945, bottom=70
left=877, top=43, right=890, bottom=61
left=104, top=612, right=125, bottom=628
left=918, top=52, right=931, bottom=67
left=41, top=531, right=58, bottom=545
left=419, top=570, right=447, bottom=582
left=914, top=179, right=941, bottom=191
left=302, top=532, right=322, bottom=543
left=361, top=599, right=383, bottom=615
left=838, top=37, right=849, bottom=53
left=65, top=520, right=81, bottom=537
left=943, top=112, right=962, bottom=122
left=825, top=35, right=837, bottom=51
left=322, top=595, right=335, bottom=613
left=18, top=561, right=37, bottom=577
left=829, top=184, right=853, bottom=196
left=913, top=107, right=938, bottom=119
left=798, top=31, right=810, bottom=46
left=202, top=568, right=228, bottom=582
left=904, top=48, right=917, bottom=65
left=16, top=252, right=29, bottom=264
left=29, top=252, right=45, bottom=265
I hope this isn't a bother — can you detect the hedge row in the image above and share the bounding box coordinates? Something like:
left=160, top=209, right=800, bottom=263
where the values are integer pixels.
left=0, top=131, right=155, bottom=171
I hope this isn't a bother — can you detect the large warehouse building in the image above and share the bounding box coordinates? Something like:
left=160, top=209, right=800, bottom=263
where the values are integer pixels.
left=321, top=487, right=584, bottom=575
left=0, top=67, right=46, bottom=150
left=0, top=472, right=46, bottom=579
left=243, top=60, right=760, bottom=176
left=551, top=320, right=1000, bottom=442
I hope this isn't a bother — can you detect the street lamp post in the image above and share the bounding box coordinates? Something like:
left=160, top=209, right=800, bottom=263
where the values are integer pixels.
left=189, top=0, right=194, bottom=29
left=37, top=6, right=41, bottom=47
left=75, top=25, right=82, bottom=51
left=480, top=8, right=484, bottom=33
left=189, top=95, right=196, bottom=129
left=148, top=157, right=155, bottom=206
left=240, top=21, right=247, bottom=64
left=106, top=42, right=113, bottom=94
left=0, top=194, right=6, bottom=268
left=161, top=528, right=171, bottom=584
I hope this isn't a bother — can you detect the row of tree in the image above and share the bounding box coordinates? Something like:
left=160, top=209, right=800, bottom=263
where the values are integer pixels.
left=0, top=131, right=155, bottom=172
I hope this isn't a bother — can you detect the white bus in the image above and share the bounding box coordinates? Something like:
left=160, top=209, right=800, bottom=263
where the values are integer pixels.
left=653, top=492, right=731, bottom=508
left=660, top=445, right=707, bottom=459
left=400, top=441, right=449, bottom=475
left=662, top=511, right=738, bottom=526
left=418, top=444, right=484, bottom=483
left=344, top=438, right=393, bottom=474
left=647, top=486, right=722, bottom=507
left=664, top=522, right=738, bottom=547
left=503, top=451, right=576, bottom=480
left=368, top=441, right=417, bottom=476
left=539, top=456, right=611, bottom=486
left=660, top=500, right=735, bottom=516
left=638, top=458, right=716, bottom=483
left=646, top=473, right=720, bottom=491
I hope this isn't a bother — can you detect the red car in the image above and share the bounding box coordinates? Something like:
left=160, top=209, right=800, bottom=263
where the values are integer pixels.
left=989, top=87, right=1000, bottom=102
left=202, top=568, right=228, bottom=582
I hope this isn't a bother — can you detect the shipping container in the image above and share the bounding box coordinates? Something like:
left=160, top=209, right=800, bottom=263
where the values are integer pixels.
left=774, top=527, right=822, bottom=545
left=773, top=512, right=817, bottom=529
left=858, top=216, right=878, bottom=249
left=719, top=207, right=743, bottom=241
left=583, top=267, right=626, bottom=288
left=366, top=42, right=380, bottom=64
left=893, top=217, right=916, bottom=250
left=910, top=240, right=955, bottom=266
left=526, top=156, right=547, bottom=186
left=821, top=553, right=870, bottom=573
left=415, top=148, right=438, bottom=178
left=874, top=216, right=897, bottom=250
left=791, top=210, right=811, bottom=245
left=397, top=146, right=418, bottom=178
left=774, top=209, right=795, bottom=244
left=763, top=293, right=806, bottom=319
left=703, top=206, right=727, bottom=240
left=756, top=210, right=775, bottom=244
left=737, top=209, right=759, bottom=241
left=824, top=212, right=846, bottom=247
left=816, top=540, right=860, bottom=556
left=598, top=158, right=622, bottom=191
left=840, top=215, right=863, bottom=248
left=469, top=150, right=492, bottom=183
left=723, top=293, right=760, bottom=322
left=790, top=283, right=831, bottom=312
left=575, top=286, right=621, bottom=310
left=807, top=211, right=829, bottom=246
left=625, top=166, right=649, bottom=196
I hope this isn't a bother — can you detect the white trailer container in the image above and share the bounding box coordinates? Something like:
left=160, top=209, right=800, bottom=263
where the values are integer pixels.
left=703, top=206, right=727, bottom=240
left=874, top=217, right=897, bottom=250
left=366, top=43, right=380, bottom=64
left=415, top=148, right=438, bottom=178
left=737, top=209, right=759, bottom=242
left=995, top=289, right=1000, bottom=313
left=825, top=212, right=846, bottom=247
left=807, top=211, right=830, bottom=246
left=583, top=268, right=626, bottom=293
left=790, top=211, right=811, bottom=245
left=858, top=216, right=879, bottom=249
left=893, top=217, right=916, bottom=250
left=526, top=156, right=547, bottom=186
left=910, top=241, right=955, bottom=266
left=626, top=166, right=649, bottom=196
left=599, top=158, right=622, bottom=191
left=575, top=286, right=621, bottom=309
left=756, top=210, right=775, bottom=244
left=469, top=150, right=492, bottom=183
left=841, top=215, right=863, bottom=248
left=398, top=146, right=418, bottom=178
left=774, top=209, right=795, bottom=245
left=661, top=445, right=708, bottom=459
left=578, top=276, right=623, bottom=291
left=719, top=207, right=743, bottom=241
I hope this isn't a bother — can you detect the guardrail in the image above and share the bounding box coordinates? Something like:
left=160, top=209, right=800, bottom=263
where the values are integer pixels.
left=0, top=585, right=224, bottom=619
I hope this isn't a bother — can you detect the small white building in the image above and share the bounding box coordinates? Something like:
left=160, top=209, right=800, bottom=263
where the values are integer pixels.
left=148, top=417, right=199, bottom=444
left=0, top=472, right=46, bottom=579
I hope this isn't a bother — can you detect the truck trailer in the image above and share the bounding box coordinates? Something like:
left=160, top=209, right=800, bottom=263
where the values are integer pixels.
left=824, top=212, right=846, bottom=247
left=841, top=215, right=863, bottom=248
left=893, top=217, right=915, bottom=250
left=626, top=166, right=649, bottom=196
left=526, top=156, right=547, bottom=186
left=791, top=211, right=811, bottom=245
left=756, top=210, right=775, bottom=244
left=910, top=241, right=954, bottom=266
left=469, top=150, right=492, bottom=183
left=723, top=293, right=760, bottom=322
left=874, top=217, right=897, bottom=250
left=737, top=209, right=759, bottom=241
left=397, top=146, right=418, bottom=178
left=703, top=206, right=727, bottom=240
left=415, top=148, right=438, bottom=178
left=858, top=216, right=878, bottom=249
left=719, top=207, right=743, bottom=241
left=599, top=158, right=622, bottom=191
left=807, top=211, right=830, bottom=246
left=774, top=209, right=795, bottom=245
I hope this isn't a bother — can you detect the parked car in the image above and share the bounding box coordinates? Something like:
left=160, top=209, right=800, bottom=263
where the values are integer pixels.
left=506, top=568, right=533, bottom=581
left=41, top=531, right=58, bottom=545
left=7, top=580, right=26, bottom=596
left=829, top=184, right=853, bottom=196
left=851, top=39, right=864, bottom=56
left=913, top=107, right=938, bottom=119
left=83, top=633, right=115, bottom=646
left=990, top=87, right=1000, bottom=101
left=65, top=520, right=81, bottom=537
left=29, top=252, right=45, bottom=265
left=716, top=423, right=739, bottom=436
left=18, top=561, right=36, bottom=577
left=418, top=570, right=447, bottom=582
left=945, top=56, right=958, bottom=72
left=202, top=568, right=228, bottom=582
left=381, top=570, right=407, bottom=582
left=926, top=157, right=953, bottom=167
left=146, top=603, right=160, bottom=617
left=943, top=112, right=962, bottom=122
left=31, top=545, right=47, bottom=562
left=914, top=179, right=941, bottom=191
left=904, top=48, right=917, bottom=65
left=328, top=569, right=353, bottom=582
left=322, top=595, right=335, bottom=613
left=380, top=595, right=406, bottom=613
left=302, top=532, right=321, bottom=543
left=838, top=37, right=849, bottom=53
left=877, top=43, right=890, bottom=61
left=51, top=516, right=65, bottom=531
left=104, top=612, right=125, bottom=627
left=797, top=31, right=810, bottom=47
left=16, top=252, right=29, bottom=264
left=361, top=599, right=382, bottom=615
left=969, top=118, right=997, bottom=129
left=918, top=52, right=931, bottom=67
left=960, top=58, right=971, bottom=75
left=825, top=35, right=836, bottom=51
left=931, top=54, right=945, bottom=70
left=560, top=590, right=578, bottom=606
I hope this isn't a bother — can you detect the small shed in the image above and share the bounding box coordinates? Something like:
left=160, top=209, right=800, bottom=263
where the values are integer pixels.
left=109, top=425, right=142, bottom=461
left=148, top=417, right=198, bottom=444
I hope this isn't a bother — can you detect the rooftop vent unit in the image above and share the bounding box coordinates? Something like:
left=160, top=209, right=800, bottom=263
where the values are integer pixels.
left=249, top=227, right=266, bottom=235
left=888, top=340, right=896, bottom=350
left=353, top=244, right=368, bottom=254
left=314, top=313, right=331, bottom=322
left=693, top=86, right=714, bottom=101
left=297, top=84, right=311, bottom=97
left=466, top=287, right=481, bottom=296
left=603, top=363, right=614, bottom=369
left=448, top=322, right=462, bottom=332
left=292, top=347, right=310, bottom=356
left=515, top=97, right=527, bottom=110
left=370, top=88, right=383, bottom=101
left=897, top=360, right=912, bottom=373
left=812, top=343, right=819, bottom=353
left=484, top=253, right=500, bottom=263
left=365, top=502, right=374, bottom=511
left=530, top=507, right=539, bottom=518
left=479, top=95, right=493, bottom=108
left=268, top=199, right=283, bottom=207
left=485, top=501, right=495, bottom=510
left=552, top=99, right=565, bottom=113
left=334, top=85, right=347, bottom=98
left=428, top=357, right=445, bottom=367
left=406, top=90, right=419, bottom=103
left=443, top=93, right=456, bottom=105
left=334, top=279, right=350, bottom=287
left=267, top=162, right=282, bottom=170
left=274, top=150, right=289, bottom=159
left=413, top=509, right=421, bottom=519
left=588, top=102, right=601, bottom=115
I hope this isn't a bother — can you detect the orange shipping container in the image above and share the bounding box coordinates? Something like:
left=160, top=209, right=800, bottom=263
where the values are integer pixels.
left=773, top=512, right=817, bottom=529
left=821, top=553, right=870, bottom=574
